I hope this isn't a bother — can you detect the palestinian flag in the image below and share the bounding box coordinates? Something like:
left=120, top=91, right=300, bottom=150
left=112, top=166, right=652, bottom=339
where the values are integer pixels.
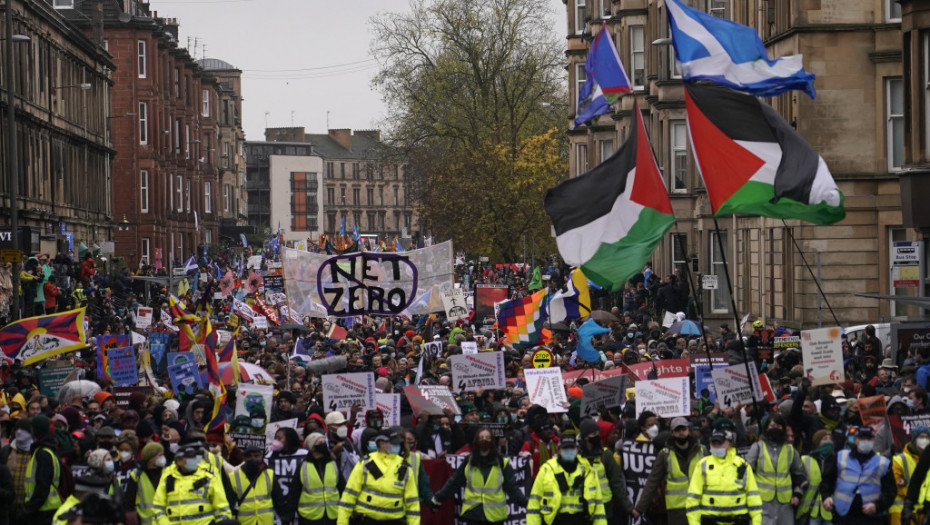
left=546, top=101, right=675, bottom=291
left=685, top=83, right=844, bottom=224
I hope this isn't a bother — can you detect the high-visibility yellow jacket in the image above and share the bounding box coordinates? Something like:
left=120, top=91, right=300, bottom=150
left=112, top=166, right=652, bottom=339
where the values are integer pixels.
left=130, top=468, right=161, bottom=525
left=152, top=461, right=232, bottom=525
left=753, top=442, right=794, bottom=503
left=52, top=495, right=80, bottom=525
left=230, top=466, right=274, bottom=525
left=686, top=448, right=762, bottom=525
left=25, top=446, right=62, bottom=513
left=796, top=455, right=832, bottom=521
left=338, top=451, right=420, bottom=525
left=892, top=447, right=921, bottom=521
left=527, top=457, right=607, bottom=525
left=463, top=457, right=510, bottom=522
left=666, top=446, right=706, bottom=510
left=298, top=459, right=340, bottom=521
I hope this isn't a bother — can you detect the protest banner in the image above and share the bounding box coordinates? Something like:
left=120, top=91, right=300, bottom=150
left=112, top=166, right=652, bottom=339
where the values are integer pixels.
left=711, top=363, right=764, bottom=408
left=525, top=367, right=568, bottom=413
left=581, top=375, right=629, bottom=417
left=636, top=377, right=691, bottom=417
left=450, top=352, right=505, bottom=391
left=403, top=385, right=462, bottom=415
left=229, top=432, right=266, bottom=453
left=167, top=360, right=202, bottom=396
left=96, top=334, right=130, bottom=380
left=460, top=341, right=478, bottom=354
left=38, top=366, right=73, bottom=397
left=858, top=395, right=887, bottom=426
left=135, top=307, right=153, bottom=329
left=112, top=385, right=153, bottom=409
left=621, top=440, right=657, bottom=525
left=267, top=444, right=308, bottom=493
left=801, top=327, right=845, bottom=386
left=374, top=393, right=401, bottom=426
left=107, top=347, right=138, bottom=387
left=160, top=310, right=179, bottom=332
left=625, top=359, right=690, bottom=381
left=253, top=316, right=268, bottom=329
left=236, top=383, right=274, bottom=420
left=689, top=353, right=729, bottom=367
left=441, top=288, right=469, bottom=322
left=233, top=299, right=256, bottom=322
left=773, top=336, right=802, bottom=349
left=423, top=341, right=443, bottom=358
left=444, top=454, right=530, bottom=525
left=561, top=367, right=627, bottom=387
left=322, top=372, right=375, bottom=413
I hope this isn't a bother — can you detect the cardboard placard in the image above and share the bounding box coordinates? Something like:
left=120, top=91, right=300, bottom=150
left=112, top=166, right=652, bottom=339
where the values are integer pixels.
left=423, top=341, right=443, bottom=358
left=460, top=341, right=478, bottom=354
left=322, top=372, right=375, bottom=413
left=524, top=367, right=568, bottom=413
left=773, top=336, right=801, bottom=349
left=581, top=374, right=630, bottom=417
left=857, top=395, right=887, bottom=426
left=374, top=393, right=401, bottom=426
left=635, top=377, right=691, bottom=417
left=38, top=366, right=74, bottom=397
left=441, top=288, right=469, bottom=322
left=107, top=347, right=139, bottom=387
left=801, top=327, right=845, bottom=386
left=253, top=316, right=268, bottom=329
left=403, top=385, right=461, bottom=415
left=711, top=363, right=764, bottom=408
left=135, top=307, right=153, bottom=329
left=167, top=360, right=202, bottom=396
left=236, top=383, right=274, bottom=421
left=450, top=352, right=505, bottom=390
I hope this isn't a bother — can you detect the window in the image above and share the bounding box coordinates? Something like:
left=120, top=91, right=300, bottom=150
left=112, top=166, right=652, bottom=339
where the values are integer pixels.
left=327, top=163, right=334, bottom=179
left=174, top=118, right=181, bottom=154
left=630, top=26, right=645, bottom=89
left=205, top=230, right=212, bottom=246
left=886, top=0, right=902, bottom=22
left=224, top=184, right=231, bottom=212
left=887, top=77, right=904, bottom=171
left=367, top=187, right=374, bottom=205
left=671, top=233, right=688, bottom=275
left=141, top=238, right=150, bottom=265
left=710, top=231, right=731, bottom=312
left=137, top=40, right=147, bottom=78
left=175, top=175, right=183, bottom=212
left=52, top=0, right=75, bottom=8
left=353, top=188, right=360, bottom=206
left=204, top=182, right=212, bottom=213
left=705, top=0, right=728, bottom=17
left=290, top=172, right=319, bottom=231
left=140, top=170, right=149, bottom=213
left=202, top=89, right=210, bottom=117
left=327, top=187, right=334, bottom=205
left=670, top=120, right=688, bottom=192
left=368, top=213, right=375, bottom=231
left=174, top=68, right=180, bottom=98
left=340, top=187, right=346, bottom=205
left=394, top=186, right=399, bottom=206
left=169, top=174, right=174, bottom=211
left=185, top=124, right=191, bottom=159
left=575, top=0, right=586, bottom=34
left=223, top=142, right=230, bottom=169
left=597, top=0, right=610, bottom=18
left=599, top=139, right=614, bottom=162
left=138, top=102, right=148, bottom=144
left=575, top=143, right=588, bottom=176
left=575, top=63, right=587, bottom=113
left=353, top=163, right=360, bottom=179
left=186, top=179, right=191, bottom=211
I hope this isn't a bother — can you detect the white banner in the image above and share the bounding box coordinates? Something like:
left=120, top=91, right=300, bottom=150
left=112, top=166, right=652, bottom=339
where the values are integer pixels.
left=581, top=375, right=630, bottom=417
left=635, top=377, right=691, bottom=418
left=441, top=288, right=469, bottom=321
left=322, top=372, right=375, bottom=413
left=233, top=299, right=256, bottom=322
left=160, top=310, right=179, bottom=333
left=135, top=307, right=153, bottom=329
left=460, top=341, right=478, bottom=354
left=374, top=393, right=401, bottom=426
left=450, top=352, right=505, bottom=390
left=423, top=341, right=443, bottom=358
left=235, top=383, right=274, bottom=421
left=801, top=327, right=845, bottom=386
left=418, top=385, right=461, bottom=415
left=711, top=363, right=764, bottom=409
left=524, top=367, right=568, bottom=413
left=253, top=316, right=268, bottom=329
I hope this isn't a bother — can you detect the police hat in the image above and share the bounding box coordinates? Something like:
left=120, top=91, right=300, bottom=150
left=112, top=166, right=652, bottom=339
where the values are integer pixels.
left=710, top=430, right=730, bottom=443
left=175, top=443, right=205, bottom=458
left=243, top=444, right=264, bottom=454
left=559, top=435, right=578, bottom=448
left=857, top=426, right=875, bottom=439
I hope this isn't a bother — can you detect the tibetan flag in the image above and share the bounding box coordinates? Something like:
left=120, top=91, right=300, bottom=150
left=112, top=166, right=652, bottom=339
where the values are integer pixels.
left=496, top=289, right=552, bottom=348
left=0, top=308, right=88, bottom=365
left=546, top=100, right=675, bottom=291
left=201, top=318, right=227, bottom=431
left=548, top=268, right=592, bottom=323
left=217, top=330, right=237, bottom=362
left=684, top=83, right=844, bottom=225
left=575, top=23, right=632, bottom=127
left=666, top=0, right=815, bottom=98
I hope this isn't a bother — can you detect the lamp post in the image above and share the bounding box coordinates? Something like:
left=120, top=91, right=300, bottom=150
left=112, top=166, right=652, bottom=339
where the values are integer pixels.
left=6, top=1, right=31, bottom=321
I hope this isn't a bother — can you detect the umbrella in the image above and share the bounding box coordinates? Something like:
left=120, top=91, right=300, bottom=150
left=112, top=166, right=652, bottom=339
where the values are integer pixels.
left=544, top=321, right=571, bottom=332
left=202, top=362, right=276, bottom=385
left=668, top=319, right=703, bottom=336
left=57, top=380, right=101, bottom=403
left=280, top=323, right=310, bottom=333
left=589, top=310, right=620, bottom=323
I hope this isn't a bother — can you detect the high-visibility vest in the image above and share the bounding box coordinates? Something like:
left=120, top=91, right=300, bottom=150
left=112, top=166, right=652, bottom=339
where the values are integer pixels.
left=666, top=447, right=704, bottom=510
left=463, top=458, right=509, bottom=522
left=408, top=450, right=422, bottom=486
left=130, top=469, right=160, bottom=525
left=589, top=455, right=612, bottom=506
left=25, top=447, right=62, bottom=512
left=153, top=463, right=233, bottom=525
left=834, top=449, right=890, bottom=517
left=297, top=460, right=339, bottom=521
left=52, top=495, right=80, bottom=525
left=686, top=448, right=762, bottom=521
left=527, top=458, right=606, bottom=525
left=892, top=451, right=918, bottom=515
left=796, top=456, right=832, bottom=521
left=230, top=467, right=274, bottom=525
left=754, top=442, right=794, bottom=503
left=339, top=452, right=418, bottom=523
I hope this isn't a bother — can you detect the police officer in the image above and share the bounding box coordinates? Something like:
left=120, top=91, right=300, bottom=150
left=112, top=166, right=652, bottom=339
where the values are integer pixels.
left=744, top=413, right=807, bottom=525
left=686, top=430, right=762, bottom=525
left=578, top=418, right=630, bottom=522
left=52, top=475, right=111, bottom=525
left=527, top=433, right=606, bottom=525
left=338, top=428, right=419, bottom=525
left=22, top=415, right=61, bottom=525
left=295, top=432, right=341, bottom=525
left=230, top=444, right=276, bottom=525
left=822, top=426, right=895, bottom=525
left=153, top=442, right=232, bottom=525
left=636, top=417, right=706, bottom=525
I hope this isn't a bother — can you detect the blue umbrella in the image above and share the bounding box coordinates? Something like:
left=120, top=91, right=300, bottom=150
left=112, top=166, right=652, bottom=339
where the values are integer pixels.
left=679, top=320, right=702, bottom=336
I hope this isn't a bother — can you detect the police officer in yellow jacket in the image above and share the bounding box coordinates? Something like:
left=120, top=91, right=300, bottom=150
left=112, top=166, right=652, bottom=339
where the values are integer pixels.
left=527, top=434, right=607, bottom=525
left=230, top=445, right=277, bottom=525
left=686, top=430, right=763, bottom=525
left=51, top=475, right=112, bottom=525
left=339, top=428, right=420, bottom=525
left=125, top=443, right=167, bottom=525
left=153, top=442, right=233, bottom=525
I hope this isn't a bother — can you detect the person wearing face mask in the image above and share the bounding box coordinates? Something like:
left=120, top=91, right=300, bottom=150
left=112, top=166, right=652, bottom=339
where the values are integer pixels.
left=431, top=427, right=528, bottom=524
left=266, top=427, right=306, bottom=524
left=796, top=430, right=834, bottom=525
left=338, top=429, right=420, bottom=525
left=686, top=430, right=762, bottom=525
left=821, top=426, right=895, bottom=525
left=0, top=418, right=34, bottom=522
left=84, top=449, right=124, bottom=512
left=294, top=432, right=342, bottom=525
left=577, top=418, right=630, bottom=524
left=230, top=445, right=278, bottom=525
left=636, top=411, right=660, bottom=442
left=95, top=425, right=117, bottom=454
left=152, top=442, right=232, bottom=525
left=325, top=411, right=360, bottom=485
left=125, top=442, right=166, bottom=525
left=744, top=413, right=807, bottom=525
left=520, top=405, right=560, bottom=478
left=22, top=415, right=64, bottom=525
left=890, top=427, right=929, bottom=525
left=527, top=433, right=606, bottom=525
left=634, top=417, right=706, bottom=525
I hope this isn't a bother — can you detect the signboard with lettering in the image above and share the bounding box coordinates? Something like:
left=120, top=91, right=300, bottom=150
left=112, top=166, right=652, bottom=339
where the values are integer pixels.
left=322, top=372, right=375, bottom=413
left=635, top=377, right=691, bottom=417
left=450, top=352, right=505, bottom=390
left=800, top=327, right=845, bottom=386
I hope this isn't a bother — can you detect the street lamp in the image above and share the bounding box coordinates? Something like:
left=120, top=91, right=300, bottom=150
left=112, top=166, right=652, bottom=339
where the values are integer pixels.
left=117, top=215, right=130, bottom=232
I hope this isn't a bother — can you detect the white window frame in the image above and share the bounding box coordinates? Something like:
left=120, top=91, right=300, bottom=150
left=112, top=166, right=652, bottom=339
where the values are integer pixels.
left=598, top=0, right=611, bottom=18
left=575, top=143, right=588, bottom=176
left=710, top=231, right=731, bottom=313
left=599, top=139, right=614, bottom=162
left=137, top=40, right=147, bottom=78
left=201, top=89, right=210, bottom=117
left=575, top=63, right=587, bottom=113
left=176, top=175, right=183, bottom=212
left=671, top=233, right=688, bottom=275
left=141, top=238, right=150, bottom=265
left=223, top=141, right=230, bottom=169
left=670, top=120, right=688, bottom=193
left=887, top=77, right=904, bottom=172
left=630, top=25, right=646, bottom=90
left=185, top=124, right=191, bottom=159
left=886, top=0, right=902, bottom=23
left=186, top=179, right=191, bottom=212
left=705, top=0, right=728, bottom=17
left=224, top=184, right=231, bottom=212
left=575, top=0, right=587, bottom=34
left=204, top=181, right=212, bottom=213
left=138, top=102, right=148, bottom=145
left=140, top=170, right=149, bottom=213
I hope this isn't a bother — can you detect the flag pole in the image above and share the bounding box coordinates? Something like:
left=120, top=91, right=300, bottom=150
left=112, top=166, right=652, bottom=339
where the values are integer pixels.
left=781, top=219, right=839, bottom=326
left=711, top=217, right=760, bottom=408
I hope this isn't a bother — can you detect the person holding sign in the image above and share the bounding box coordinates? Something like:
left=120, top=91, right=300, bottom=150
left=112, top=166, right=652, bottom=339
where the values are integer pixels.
left=634, top=417, right=707, bottom=525
left=744, top=413, right=807, bottom=525
left=431, top=426, right=528, bottom=524
left=821, top=427, right=895, bottom=525
left=685, top=430, right=762, bottom=525
left=527, top=434, right=606, bottom=525
left=338, top=429, right=419, bottom=525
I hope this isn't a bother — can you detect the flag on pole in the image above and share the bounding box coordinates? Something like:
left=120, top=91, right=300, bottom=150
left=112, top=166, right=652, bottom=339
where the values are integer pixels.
left=575, top=23, right=633, bottom=128
left=352, top=223, right=361, bottom=243
left=183, top=256, right=198, bottom=274
left=548, top=268, right=592, bottom=323
left=0, top=308, right=88, bottom=365
left=496, top=289, right=552, bottom=348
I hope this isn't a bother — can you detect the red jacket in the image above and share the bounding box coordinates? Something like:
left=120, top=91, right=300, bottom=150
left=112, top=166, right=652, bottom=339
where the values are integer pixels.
left=43, top=281, right=59, bottom=309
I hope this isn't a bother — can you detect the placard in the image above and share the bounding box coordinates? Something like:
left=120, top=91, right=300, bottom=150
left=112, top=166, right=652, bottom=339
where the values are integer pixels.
left=112, top=386, right=153, bottom=409
left=229, top=432, right=266, bottom=453
left=322, top=372, right=375, bottom=413
left=107, top=347, right=139, bottom=387
left=532, top=347, right=553, bottom=368
left=801, top=327, right=844, bottom=386
left=581, top=375, right=630, bottom=417
left=622, top=441, right=656, bottom=525
left=857, top=395, right=886, bottom=426
left=662, top=311, right=677, bottom=328
left=773, top=336, right=801, bottom=349
left=253, top=316, right=268, bottom=329
left=135, top=307, right=153, bottom=329
left=403, top=385, right=461, bottom=415
left=233, top=299, right=256, bottom=322
left=96, top=334, right=130, bottom=380
left=441, top=288, right=469, bottom=322
left=423, top=341, right=443, bottom=358
left=38, top=366, right=74, bottom=397
left=450, top=352, right=505, bottom=390
left=148, top=333, right=171, bottom=371
left=624, top=358, right=690, bottom=381
left=167, top=360, right=202, bottom=396
left=236, top=383, right=274, bottom=421
left=374, top=393, right=401, bottom=426
left=460, top=341, right=478, bottom=354
left=524, top=367, right=568, bottom=413
left=711, top=363, right=764, bottom=408
left=635, top=377, right=691, bottom=417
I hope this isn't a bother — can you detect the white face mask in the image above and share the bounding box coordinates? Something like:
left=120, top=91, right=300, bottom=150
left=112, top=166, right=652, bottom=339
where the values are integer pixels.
left=336, top=425, right=348, bottom=439
left=917, top=437, right=930, bottom=450
left=154, top=456, right=167, bottom=468
left=119, top=451, right=133, bottom=462
left=169, top=442, right=179, bottom=453
left=645, top=425, right=659, bottom=439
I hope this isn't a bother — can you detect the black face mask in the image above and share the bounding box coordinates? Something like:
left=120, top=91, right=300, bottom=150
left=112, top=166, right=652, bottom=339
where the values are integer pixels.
left=675, top=436, right=691, bottom=447
left=369, top=420, right=382, bottom=430
left=587, top=436, right=602, bottom=451
left=767, top=428, right=786, bottom=444
left=313, top=444, right=329, bottom=455
left=244, top=459, right=263, bottom=473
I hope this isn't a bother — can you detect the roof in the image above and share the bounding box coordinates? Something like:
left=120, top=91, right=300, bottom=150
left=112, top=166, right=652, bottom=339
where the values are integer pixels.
left=304, top=133, right=381, bottom=161
left=198, top=58, right=240, bottom=72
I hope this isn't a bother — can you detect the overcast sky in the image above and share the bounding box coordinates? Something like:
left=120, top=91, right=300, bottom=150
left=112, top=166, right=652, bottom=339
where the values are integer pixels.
left=149, top=0, right=569, bottom=142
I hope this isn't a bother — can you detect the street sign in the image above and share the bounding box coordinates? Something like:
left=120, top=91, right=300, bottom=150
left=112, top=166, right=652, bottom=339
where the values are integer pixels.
left=892, top=241, right=923, bottom=288
left=702, top=274, right=719, bottom=290
left=0, top=249, right=21, bottom=263
left=532, top=347, right=554, bottom=368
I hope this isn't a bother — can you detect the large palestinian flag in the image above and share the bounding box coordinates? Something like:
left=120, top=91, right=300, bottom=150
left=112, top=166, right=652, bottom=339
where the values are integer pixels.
left=685, top=83, right=844, bottom=224
left=546, top=101, right=675, bottom=291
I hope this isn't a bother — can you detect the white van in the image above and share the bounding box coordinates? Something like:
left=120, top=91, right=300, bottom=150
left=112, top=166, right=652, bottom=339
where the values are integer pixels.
left=844, top=323, right=892, bottom=350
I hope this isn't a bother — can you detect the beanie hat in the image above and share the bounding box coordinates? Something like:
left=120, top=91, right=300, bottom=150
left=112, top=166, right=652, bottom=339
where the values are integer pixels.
left=304, top=432, right=325, bottom=449
left=140, top=442, right=164, bottom=465
left=579, top=418, right=600, bottom=439
left=60, top=406, right=82, bottom=429
left=812, top=429, right=830, bottom=447
left=32, top=414, right=51, bottom=439
left=87, top=449, right=110, bottom=469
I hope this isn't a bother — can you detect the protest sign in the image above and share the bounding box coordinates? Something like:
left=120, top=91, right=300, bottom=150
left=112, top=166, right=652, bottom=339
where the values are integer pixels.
left=38, top=366, right=73, bottom=397
left=167, top=352, right=197, bottom=368
left=267, top=448, right=308, bottom=493
left=322, top=372, right=375, bottom=413
left=160, top=310, right=179, bottom=332
left=474, top=284, right=509, bottom=323
left=112, top=386, right=153, bottom=408
left=229, top=432, right=266, bottom=453
left=460, top=341, right=478, bottom=354
left=561, top=367, right=627, bottom=387
left=525, top=367, right=568, bottom=413
left=441, top=288, right=469, bottom=322
left=858, top=395, right=887, bottom=426
left=532, top=348, right=553, bottom=368
left=663, top=311, right=677, bottom=328
left=625, top=359, right=690, bottom=381
left=445, top=454, right=530, bottom=525
left=581, top=375, right=629, bottom=417
left=773, top=336, right=801, bottom=349
left=107, top=347, right=138, bottom=387
left=694, top=366, right=716, bottom=401
left=96, top=334, right=130, bottom=380
left=167, top=360, right=202, bottom=396
left=423, top=341, right=443, bottom=358
left=689, top=353, right=729, bottom=367
left=374, top=393, right=401, bottom=426
left=450, top=352, right=505, bottom=391
left=801, top=327, right=845, bottom=386
left=233, top=299, right=256, bottom=322
left=135, top=307, right=153, bottom=329
left=636, top=377, right=691, bottom=417
left=404, top=385, right=462, bottom=415
left=236, top=383, right=274, bottom=420
left=711, top=363, right=764, bottom=408
left=621, top=441, right=657, bottom=525
left=254, top=316, right=268, bottom=329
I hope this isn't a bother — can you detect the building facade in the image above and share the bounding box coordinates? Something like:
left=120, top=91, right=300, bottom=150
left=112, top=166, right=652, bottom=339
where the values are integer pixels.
left=0, top=0, right=115, bottom=256
left=565, top=0, right=914, bottom=326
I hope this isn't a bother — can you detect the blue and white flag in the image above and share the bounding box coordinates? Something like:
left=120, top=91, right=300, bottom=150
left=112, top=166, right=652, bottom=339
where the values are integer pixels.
left=352, top=223, right=360, bottom=243
left=574, top=24, right=632, bottom=128
left=183, top=256, right=198, bottom=274
left=666, top=0, right=815, bottom=98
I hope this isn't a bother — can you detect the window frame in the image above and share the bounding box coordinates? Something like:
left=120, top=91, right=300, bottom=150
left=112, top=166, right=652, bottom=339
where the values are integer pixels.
left=224, top=183, right=231, bottom=212
left=575, top=62, right=587, bottom=113
left=575, top=0, right=587, bottom=35
left=886, top=76, right=904, bottom=172
left=599, top=138, right=614, bottom=163
left=137, top=40, right=147, bottom=78
left=138, top=101, right=148, bottom=145
left=710, top=231, right=731, bottom=313
left=204, top=181, right=212, bottom=213
left=185, top=179, right=191, bottom=212
left=202, top=88, right=210, bottom=117
left=176, top=175, right=183, bottom=212
left=140, top=170, right=149, bottom=213
left=141, top=238, right=150, bottom=266
left=575, top=142, right=588, bottom=176
left=886, top=0, right=902, bottom=23
left=630, top=25, right=646, bottom=90
left=670, top=119, right=688, bottom=193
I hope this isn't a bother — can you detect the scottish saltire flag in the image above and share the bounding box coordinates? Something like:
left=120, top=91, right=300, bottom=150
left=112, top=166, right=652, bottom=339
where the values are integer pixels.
left=0, top=308, right=87, bottom=365
left=575, top=23, right=632, bottom=127
left=666, top=0, right=815, bottom=98
left=496, top=289, right=552, bottom=348
left=352, top=223, right=361, bottom=243
left=182, top=256, right=198, bottom=273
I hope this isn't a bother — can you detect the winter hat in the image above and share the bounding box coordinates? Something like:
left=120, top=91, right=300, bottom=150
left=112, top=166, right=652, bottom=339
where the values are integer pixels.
left=140, top=442, right=164, bottom=465
left=579, top=418, right=600, bottom=439
left=812, top=429, right=831, bottom=447
left=32, top=414, right=51, bottom=440
left=87, top=449, right=110, bottom=469
left=60, top=406, right=83, bottom=429
left=304, top=432, right=325, bottom=449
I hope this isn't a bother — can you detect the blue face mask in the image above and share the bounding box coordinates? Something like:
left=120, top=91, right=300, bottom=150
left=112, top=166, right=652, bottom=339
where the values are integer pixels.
left=389, top=444, right=401, bottom=455
left=104, top=460, right=115, bottom=473
left=560, top=449, right=577, bottom=462
left=185, top=458, right=200, bottom=472
left=367, top=441, right=378, bottom=452
left=710, top=447, right=728, bottom=458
